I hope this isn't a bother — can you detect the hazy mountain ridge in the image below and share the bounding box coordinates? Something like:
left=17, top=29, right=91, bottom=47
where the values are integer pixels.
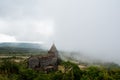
left=0, top=42, right=43, bottom=49
left=0, top=42, right=46, bottom=54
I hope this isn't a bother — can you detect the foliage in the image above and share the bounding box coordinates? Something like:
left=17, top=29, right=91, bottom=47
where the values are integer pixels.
left=0, top=60, right=119, bottom=80
left=18, top=69, right=37, bottom=80
left=0, top=60, right=19, bottom=74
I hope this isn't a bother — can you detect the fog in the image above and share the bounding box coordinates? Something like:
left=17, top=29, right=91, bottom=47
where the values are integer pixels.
left=0, top=0, right=120, bottom=64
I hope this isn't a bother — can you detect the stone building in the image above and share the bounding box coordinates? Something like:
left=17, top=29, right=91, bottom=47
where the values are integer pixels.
left=28, top=44, right=59, bottom=72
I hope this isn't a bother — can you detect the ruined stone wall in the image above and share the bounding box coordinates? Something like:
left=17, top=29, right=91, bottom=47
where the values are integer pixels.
left=28, top=57, right=39, bottom=68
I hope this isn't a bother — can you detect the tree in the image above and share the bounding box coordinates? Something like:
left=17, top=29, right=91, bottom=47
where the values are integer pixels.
left=18, top=68, right=37, bottom=80
left=0, top=60, right=19, bottom=74
left=61, top=61, right=82, bottom=80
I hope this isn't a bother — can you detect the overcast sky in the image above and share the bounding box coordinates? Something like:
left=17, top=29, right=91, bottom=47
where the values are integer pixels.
left=0, top=0, right=120, bottom=64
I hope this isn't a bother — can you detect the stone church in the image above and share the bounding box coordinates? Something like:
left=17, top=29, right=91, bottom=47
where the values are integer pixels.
left=28, top=44, right=59, bottom=72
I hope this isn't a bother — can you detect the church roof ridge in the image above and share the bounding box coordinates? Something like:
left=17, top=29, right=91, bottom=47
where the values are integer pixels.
left=48, top=43, right=58, bottom=53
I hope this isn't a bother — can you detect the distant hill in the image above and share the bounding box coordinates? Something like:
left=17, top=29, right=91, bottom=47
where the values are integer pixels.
left=0, top=42, right=43, bottom=49
left=0, top=42, right=46, bottom=55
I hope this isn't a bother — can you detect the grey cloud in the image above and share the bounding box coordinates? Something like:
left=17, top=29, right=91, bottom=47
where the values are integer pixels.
left=0, top=0, right=120, bottom=64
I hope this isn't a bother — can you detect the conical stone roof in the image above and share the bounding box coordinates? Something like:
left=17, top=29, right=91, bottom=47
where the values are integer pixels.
left=48, top=44, right=58, bottom=53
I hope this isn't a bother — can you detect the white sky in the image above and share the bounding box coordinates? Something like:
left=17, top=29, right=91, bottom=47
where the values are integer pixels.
left=0, top=34, right=16, bottom=42
left=0, top=0, right=120, bottom=64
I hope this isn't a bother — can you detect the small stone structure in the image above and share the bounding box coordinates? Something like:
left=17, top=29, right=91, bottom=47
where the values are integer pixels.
left=28, top=44, right=59, bottom=72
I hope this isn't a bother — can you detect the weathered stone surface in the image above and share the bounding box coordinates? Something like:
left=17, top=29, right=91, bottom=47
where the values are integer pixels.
left=28, top=44, right=59, bottom=71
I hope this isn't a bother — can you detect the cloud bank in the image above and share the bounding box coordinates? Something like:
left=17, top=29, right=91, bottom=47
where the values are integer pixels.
left=0, top=0, right=120, bottom=64
left=0, top=34, right=16, bottom=42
